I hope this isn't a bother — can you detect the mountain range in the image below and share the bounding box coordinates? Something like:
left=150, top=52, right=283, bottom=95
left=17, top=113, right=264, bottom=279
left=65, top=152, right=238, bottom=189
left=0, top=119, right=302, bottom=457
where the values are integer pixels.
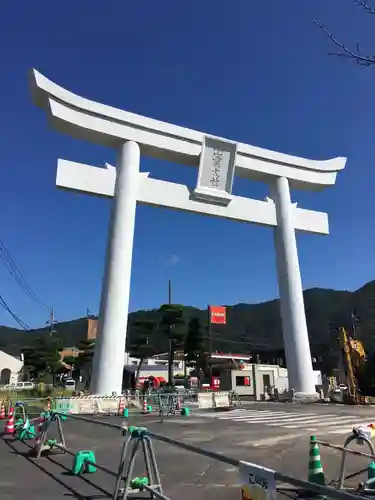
left=1, top=280, right=374, bottom=374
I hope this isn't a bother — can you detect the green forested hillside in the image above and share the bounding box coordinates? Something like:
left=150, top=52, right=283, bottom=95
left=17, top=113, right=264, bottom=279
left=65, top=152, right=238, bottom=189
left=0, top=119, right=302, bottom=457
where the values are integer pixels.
left=1, top=280, right=374, bottom=374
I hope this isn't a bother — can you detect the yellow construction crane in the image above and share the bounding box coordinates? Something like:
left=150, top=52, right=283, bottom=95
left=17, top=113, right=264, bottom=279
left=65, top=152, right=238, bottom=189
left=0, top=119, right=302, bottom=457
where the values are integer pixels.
left=338, top=327, right=367, bottom=404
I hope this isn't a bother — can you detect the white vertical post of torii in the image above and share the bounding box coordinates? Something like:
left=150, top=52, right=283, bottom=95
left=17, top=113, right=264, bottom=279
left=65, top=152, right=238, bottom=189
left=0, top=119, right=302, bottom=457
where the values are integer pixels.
left=90, top=141, right=140, bottom=394
left=30, top=69, right=346, bottom=399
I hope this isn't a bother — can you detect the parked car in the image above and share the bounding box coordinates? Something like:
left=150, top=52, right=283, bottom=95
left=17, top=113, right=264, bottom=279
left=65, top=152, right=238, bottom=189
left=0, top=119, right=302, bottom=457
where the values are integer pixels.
left=64, top=378, right=76, bottom=390
left=1, top=381, right=35, bottom=391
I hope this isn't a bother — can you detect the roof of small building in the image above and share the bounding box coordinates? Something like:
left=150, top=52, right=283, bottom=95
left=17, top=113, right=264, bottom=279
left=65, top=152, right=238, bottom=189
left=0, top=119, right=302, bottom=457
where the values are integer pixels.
left=124, top=364, right=169, bottom=373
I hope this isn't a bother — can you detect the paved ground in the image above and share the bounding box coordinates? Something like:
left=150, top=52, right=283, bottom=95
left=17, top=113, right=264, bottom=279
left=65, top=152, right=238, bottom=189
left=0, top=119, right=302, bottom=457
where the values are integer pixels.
left=1, top=402, right=374, bottom=499
left=201, top=401, right=375, bottom=441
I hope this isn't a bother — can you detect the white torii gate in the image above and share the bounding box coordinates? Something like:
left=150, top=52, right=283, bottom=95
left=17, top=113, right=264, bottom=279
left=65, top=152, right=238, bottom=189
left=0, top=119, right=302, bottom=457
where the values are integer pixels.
left=30, top=69, right=346, bottom=399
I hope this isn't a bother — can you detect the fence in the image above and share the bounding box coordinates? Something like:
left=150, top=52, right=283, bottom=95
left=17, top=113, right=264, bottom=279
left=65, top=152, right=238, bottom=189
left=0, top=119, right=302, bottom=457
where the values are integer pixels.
left=2, top=389, right=242, bottom=418
left=1, top=402, right=368, bottom=500
left=130, top=388, right=243, bottom=409
left=54, top=395, right=123, bottom=415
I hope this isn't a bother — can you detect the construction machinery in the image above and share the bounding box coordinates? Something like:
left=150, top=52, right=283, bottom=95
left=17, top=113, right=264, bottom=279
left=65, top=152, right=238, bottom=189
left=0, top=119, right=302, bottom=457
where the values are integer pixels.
left=337, top=327, right=373, bottom=404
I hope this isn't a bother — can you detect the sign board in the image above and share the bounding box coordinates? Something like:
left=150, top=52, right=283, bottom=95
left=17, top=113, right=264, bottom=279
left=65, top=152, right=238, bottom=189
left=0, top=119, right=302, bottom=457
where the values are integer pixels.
left=193, top=136, right=237, bottom=205
left=210, top=305, right=226, bottom=324
left=239, top=461, right=277, bottom=500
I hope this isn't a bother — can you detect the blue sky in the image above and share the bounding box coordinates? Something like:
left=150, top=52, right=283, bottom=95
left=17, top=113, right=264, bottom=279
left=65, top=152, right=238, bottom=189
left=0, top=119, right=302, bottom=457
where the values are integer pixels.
left=0, top=0, right=374, bottom=329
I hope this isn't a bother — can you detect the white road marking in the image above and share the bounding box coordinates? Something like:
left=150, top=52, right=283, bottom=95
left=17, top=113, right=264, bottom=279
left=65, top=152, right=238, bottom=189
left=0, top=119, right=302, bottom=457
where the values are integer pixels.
left=256, top=413, right=328, bottom=424
left=305, top=416, right=362, bottom=426
left=284, top=418, right=361, bottom=429
left=217, top=410, right=288, bottom=416
left=220, top=412, right=295, bottom=421
left=199, top=407, right=375, bottom=437
left=252, top=433, right=305, bottom=447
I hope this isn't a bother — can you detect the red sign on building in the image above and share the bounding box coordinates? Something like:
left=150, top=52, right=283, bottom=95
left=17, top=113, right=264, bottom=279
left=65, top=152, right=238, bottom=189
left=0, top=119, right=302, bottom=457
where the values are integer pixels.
left=210, top=306, right=226, bottom=325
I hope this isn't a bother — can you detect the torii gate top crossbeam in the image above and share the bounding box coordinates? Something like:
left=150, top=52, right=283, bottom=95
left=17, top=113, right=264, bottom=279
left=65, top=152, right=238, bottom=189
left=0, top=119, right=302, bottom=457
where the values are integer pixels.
left=29, top=69, right=346, bottom=191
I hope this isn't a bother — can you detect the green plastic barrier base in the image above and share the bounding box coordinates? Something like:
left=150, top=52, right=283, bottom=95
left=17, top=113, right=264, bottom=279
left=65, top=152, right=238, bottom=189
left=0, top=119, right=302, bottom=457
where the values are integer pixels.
left=15, top=418, right=24, bottom=429
left=180, top=407, right=189, bottom=416
left=130, top=476, right=149, bottom=489
left=72, top=450, right=96, bottom=475
left=128, top=426, right=148, bottom=438
left=18, top=423, right=36, bottom=441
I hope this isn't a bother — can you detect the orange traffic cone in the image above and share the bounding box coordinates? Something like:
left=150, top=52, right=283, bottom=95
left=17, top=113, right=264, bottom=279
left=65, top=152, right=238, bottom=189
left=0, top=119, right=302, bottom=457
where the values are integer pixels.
left=4, top=413, right=14, bottom=435
left=38, top=414, right=45, bottom=433
left=142, top=400, right=148, bottom=413
left=46, top=398, right=51, bottom=411
left=0, top=403, right=5, bottom=420
left=176, top=397, right=181, bottom=411
left=118, top=397, right=125, bottom=416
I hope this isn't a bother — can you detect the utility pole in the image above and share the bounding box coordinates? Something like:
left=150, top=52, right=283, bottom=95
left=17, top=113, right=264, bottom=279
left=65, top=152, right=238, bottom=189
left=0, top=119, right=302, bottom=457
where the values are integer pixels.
left=168, top=279, right=172, bottom=304
left=48, top=308, right=55, bottom=337
left=351, top=310, right=358, bottom=339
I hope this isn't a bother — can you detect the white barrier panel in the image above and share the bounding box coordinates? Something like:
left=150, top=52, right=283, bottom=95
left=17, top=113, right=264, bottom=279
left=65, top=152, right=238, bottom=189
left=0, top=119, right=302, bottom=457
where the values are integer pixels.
left=213, top=392, right=230, bottom=408
left=55, top=396, right=123, bottom=414
left=198, top=392, right=214, bottom=409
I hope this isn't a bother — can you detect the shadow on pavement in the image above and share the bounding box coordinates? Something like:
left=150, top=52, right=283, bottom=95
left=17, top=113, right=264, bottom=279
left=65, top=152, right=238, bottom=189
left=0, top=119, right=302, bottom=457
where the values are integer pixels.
left=3, top=437, right=111, bottom=500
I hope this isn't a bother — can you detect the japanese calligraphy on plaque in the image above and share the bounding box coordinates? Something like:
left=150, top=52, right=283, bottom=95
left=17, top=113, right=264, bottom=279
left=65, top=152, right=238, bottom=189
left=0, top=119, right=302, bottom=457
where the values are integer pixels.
left=193, top=136, right=238, bottom=205
left=210, top=147, right=224, bottom=188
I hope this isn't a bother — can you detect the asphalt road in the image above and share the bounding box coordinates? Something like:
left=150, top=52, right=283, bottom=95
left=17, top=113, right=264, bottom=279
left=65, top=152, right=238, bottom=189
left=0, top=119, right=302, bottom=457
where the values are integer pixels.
left=1, top=402, right=374, bottom=499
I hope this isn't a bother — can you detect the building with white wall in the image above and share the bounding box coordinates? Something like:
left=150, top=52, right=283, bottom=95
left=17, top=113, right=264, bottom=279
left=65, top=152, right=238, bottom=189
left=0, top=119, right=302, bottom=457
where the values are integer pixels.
left=0, top=350, right=23, bottom=385
left=220, top=362, right=322, bottom=399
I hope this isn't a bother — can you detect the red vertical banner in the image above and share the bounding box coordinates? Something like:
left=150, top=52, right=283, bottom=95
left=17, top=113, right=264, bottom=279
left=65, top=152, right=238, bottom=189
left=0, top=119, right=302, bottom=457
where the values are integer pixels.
left=210, top=306, right=226, bottom=325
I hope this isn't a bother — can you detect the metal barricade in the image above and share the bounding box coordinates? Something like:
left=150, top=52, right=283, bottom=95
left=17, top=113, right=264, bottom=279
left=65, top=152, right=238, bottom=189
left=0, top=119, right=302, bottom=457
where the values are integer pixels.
left=229, top=390, right=243, bottom=408
left=29, top=412, right=165, bottom=499
left=315, top=424, right=375, bottom=495
left=8, top=396, right=52, bottom=416
left=180, top=389, right=197, bottom=405
left=157, top=393, right=179, bottom=420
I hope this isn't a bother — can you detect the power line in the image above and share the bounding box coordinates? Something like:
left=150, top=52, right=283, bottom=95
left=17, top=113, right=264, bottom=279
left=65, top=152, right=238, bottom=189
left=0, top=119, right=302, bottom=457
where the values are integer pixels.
left=0, top=238, right=50, bottom=311
left=0, top=294, right=29, bottom=330
left=202, top=335, right=282, bottom=350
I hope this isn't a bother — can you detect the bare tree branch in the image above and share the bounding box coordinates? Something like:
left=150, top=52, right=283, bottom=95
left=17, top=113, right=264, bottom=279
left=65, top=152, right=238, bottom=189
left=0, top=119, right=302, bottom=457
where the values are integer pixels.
left=313, top=19, right=375, bottom=66
left=354, top=0, right=375, bottom=15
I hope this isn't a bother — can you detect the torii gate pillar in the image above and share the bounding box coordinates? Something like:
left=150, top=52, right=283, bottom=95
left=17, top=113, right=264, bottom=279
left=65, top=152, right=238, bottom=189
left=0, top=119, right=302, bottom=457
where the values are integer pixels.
left=90, top=142, right=140, bottom=395
left=273, top=176, right=315, bottom=397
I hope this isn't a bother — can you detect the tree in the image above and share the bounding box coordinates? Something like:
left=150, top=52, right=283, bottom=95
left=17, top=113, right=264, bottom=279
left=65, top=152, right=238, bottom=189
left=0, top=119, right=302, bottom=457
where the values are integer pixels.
left=315, top=1, right=375, bottom=66
left=73, top=339, right=96, bottom=388
left=22, top=336, right=63, bottom=383
left=184, top=317, right=206, bottom=384
left=159, top=304, right=186, bottom=386
left=62, top=356, right=76, bottom=367
left=128, top=318, right=157, bottom=388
